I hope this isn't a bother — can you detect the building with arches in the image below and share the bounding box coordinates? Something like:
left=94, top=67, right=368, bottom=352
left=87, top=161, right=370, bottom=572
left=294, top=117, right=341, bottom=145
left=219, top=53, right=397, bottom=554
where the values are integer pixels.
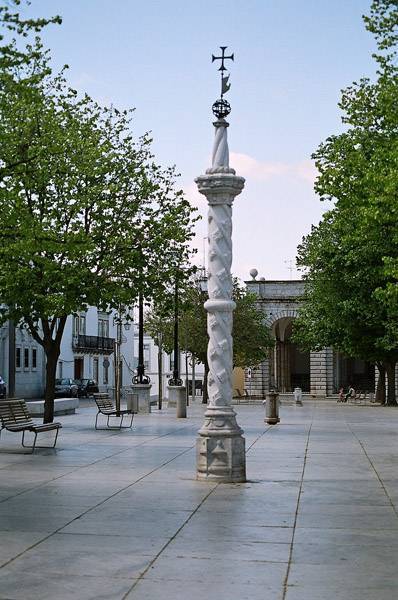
left=244, top=275, right=375, bottom=398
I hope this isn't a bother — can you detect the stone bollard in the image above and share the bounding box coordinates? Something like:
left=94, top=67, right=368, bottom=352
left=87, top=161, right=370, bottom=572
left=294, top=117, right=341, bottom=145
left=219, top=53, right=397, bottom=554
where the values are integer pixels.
left=263, top=390, right=280, bottom=425
left=293, top=387, right=303, bottom=406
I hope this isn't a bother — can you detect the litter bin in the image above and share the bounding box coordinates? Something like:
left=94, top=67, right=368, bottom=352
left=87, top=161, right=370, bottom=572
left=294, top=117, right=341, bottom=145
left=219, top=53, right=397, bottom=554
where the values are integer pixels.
left=293, top=387, right=303, bottom=406
left=264, top=390, right=280, bottom=425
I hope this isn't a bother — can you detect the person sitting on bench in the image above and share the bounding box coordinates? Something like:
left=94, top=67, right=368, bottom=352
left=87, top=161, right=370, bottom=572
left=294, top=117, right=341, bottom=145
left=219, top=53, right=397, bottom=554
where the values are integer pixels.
left=344, top=384, right=355, bottom=403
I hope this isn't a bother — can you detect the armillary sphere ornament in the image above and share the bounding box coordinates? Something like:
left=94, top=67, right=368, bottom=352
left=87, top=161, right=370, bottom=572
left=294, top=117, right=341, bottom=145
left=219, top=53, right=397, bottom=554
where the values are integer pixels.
left=212, top=98, right=231, bottom=119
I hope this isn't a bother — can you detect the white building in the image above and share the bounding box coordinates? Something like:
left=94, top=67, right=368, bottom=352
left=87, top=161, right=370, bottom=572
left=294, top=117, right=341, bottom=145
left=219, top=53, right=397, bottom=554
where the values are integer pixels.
left=0, top=321, right=45, bottom=398
left=58, top=308, right=135, bottom=393
left=1, top=308, right=206, bottom=401
left=0, top=308, right=136, bottom=399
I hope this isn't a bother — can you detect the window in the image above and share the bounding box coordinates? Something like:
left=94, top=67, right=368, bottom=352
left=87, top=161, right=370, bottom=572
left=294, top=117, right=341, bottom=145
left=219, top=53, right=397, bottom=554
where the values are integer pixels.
left=32, top=348, right=37, bottom=370
left=58, top=361, right=63, bottom=379
left=98, top=316, right=109, bottom=338
left=24, top=348, right=29, bottom=369
left=16, top=347, right=21, bottom=370
left=169, top=354, right=174, bottom=372
left=73, top=314, right=86, bottom=336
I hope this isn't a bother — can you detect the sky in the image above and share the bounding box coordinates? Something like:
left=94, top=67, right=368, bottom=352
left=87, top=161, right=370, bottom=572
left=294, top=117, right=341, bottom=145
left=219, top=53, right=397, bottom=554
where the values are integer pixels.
left=26, top=0, right=378, bottom=281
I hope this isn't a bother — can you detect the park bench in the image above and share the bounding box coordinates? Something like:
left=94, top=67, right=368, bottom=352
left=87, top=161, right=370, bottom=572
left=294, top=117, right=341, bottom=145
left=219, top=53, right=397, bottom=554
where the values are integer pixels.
left=0, top=399, right=62, bottom=453
left=93, top=393, right=135, bottom=430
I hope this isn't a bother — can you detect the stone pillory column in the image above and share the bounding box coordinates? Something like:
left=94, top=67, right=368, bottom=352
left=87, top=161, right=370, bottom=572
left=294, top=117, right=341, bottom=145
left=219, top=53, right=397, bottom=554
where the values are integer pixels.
left=195, top=47, right=246, bottom=482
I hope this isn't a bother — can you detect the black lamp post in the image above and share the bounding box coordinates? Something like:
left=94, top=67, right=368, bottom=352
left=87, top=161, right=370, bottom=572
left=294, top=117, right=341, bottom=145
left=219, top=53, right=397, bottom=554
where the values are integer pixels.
left=8, top=318, right=16, bottom=398
left=113, top=309, right=132, bottom=414
left=169, top=275, right=183, bottom=386
left=133, top=292, right=150, bottom=385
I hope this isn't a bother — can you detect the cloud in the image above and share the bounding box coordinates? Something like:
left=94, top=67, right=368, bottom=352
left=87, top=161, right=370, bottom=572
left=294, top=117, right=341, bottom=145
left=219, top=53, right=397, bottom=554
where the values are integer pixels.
left=182, top=182, right=207, bottom=211
left=230, top=152, right=317, bottom=184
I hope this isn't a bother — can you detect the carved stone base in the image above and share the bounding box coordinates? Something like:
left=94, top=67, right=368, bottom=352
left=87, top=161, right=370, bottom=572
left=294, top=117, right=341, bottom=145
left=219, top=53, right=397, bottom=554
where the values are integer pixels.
left=196, top=406, right=246, bottom=482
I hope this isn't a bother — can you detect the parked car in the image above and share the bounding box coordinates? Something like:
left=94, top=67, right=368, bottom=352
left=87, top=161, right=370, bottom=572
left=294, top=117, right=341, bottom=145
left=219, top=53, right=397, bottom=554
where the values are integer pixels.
left=74, top=378, right=99, bottom=398
left=54, top=378, right=79, bottom=398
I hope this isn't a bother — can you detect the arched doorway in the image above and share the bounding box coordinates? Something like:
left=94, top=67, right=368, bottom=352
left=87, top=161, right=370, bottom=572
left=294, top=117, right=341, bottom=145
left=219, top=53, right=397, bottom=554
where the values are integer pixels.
left=270, top=318, right=310, bottom=392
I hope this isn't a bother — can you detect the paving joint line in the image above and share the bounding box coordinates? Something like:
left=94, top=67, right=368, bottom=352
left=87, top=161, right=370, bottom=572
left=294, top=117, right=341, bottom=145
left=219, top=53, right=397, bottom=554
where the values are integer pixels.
left=246, top=425, right=273, bottom=452
left=120, top=483, right=219, bottom=599
left=120, top=411, right=271, bottom=597
left=345, top=417, right=398, bottom=519
left=281, top=403, right=315, bottom=600
left=0, top=417, right=188, bottom=505
left=0, top=428, right=195, bottom=571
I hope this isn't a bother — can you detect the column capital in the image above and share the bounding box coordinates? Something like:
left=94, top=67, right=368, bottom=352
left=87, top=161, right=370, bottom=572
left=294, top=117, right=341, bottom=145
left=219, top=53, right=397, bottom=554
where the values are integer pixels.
left=195, top=173, right=245, bottom=202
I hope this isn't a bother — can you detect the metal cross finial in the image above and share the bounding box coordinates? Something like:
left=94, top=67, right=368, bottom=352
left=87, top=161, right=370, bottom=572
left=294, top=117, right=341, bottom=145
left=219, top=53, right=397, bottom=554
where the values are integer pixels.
left=211, top=46, right=234, bottom=115
left=212, top=46, right=234, bottom=71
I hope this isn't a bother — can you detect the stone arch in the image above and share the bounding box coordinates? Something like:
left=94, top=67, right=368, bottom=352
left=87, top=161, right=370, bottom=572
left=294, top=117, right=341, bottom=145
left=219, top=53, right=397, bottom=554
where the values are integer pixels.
left=265, top=308, right=299, bottom=328
left=268, top=312, right=310, bottom=393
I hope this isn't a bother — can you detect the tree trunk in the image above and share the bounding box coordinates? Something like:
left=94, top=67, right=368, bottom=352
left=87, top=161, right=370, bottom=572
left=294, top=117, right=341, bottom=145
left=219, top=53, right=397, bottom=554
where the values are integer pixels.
left=202, top=361, right=209, bottom=404
left=41, top=316, right=67, bottom=424
left=375, top=364, right=386, bottom=404
left=158, top=342, right=163, bottom=410
left=385, top=362, right=397, bottom=406
left=43, top=347, right=59, bottom=423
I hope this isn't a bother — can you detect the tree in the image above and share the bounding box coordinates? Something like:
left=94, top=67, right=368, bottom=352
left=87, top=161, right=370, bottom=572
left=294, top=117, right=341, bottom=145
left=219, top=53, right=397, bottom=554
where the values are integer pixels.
left=293, top=0, right=398, bottom=404
left=145, top=278, right=274, bottom=403
left=0, top=2, right=196, bottom=421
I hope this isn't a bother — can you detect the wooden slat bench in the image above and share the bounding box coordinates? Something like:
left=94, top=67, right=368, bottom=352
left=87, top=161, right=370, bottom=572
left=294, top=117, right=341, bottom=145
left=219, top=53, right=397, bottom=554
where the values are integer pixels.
left=0, top=400, right=62, bottom=453
left=93, top=393, right=135, bottom=430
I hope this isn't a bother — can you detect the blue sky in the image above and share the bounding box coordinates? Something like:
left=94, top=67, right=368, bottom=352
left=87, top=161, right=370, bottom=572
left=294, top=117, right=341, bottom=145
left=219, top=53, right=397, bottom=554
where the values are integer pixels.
left=27, top=0, right=377, bottom=280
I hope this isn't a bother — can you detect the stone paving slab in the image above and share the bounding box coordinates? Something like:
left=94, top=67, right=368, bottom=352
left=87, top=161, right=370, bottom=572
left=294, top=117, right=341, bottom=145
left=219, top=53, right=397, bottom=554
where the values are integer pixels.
left=0, top=401, right=398, bottom=599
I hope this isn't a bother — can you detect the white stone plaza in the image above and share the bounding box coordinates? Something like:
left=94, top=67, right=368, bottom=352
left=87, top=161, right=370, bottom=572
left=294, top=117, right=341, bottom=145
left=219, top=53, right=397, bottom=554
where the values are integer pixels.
left=1, top=400, right=398, bottom=599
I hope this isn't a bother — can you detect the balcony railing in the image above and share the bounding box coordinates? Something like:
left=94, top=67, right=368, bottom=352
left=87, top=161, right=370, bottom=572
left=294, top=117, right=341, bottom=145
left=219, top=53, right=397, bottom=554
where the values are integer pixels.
left=72, top=335, right=115, bottom=354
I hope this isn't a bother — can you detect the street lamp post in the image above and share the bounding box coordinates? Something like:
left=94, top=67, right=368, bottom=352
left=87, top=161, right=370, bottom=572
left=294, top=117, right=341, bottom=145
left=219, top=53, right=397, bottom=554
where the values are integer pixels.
left=167, top=274, right=186, bottom=417
left=113, top=310, right=131, bottom=415
left=132, top=292, right=152, bottom=413
left=7, top=319, right=16, bottom=398
left=169, top=276, right=182, bottom=386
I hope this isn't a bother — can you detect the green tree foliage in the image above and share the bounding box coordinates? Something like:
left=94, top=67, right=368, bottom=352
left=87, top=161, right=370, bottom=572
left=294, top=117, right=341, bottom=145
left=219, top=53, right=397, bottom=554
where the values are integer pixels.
left=293, top=0, right=398, bottom=404
left=145, top=278, right=274, bottom=402
left=0, top=2, right=197, bottom=421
